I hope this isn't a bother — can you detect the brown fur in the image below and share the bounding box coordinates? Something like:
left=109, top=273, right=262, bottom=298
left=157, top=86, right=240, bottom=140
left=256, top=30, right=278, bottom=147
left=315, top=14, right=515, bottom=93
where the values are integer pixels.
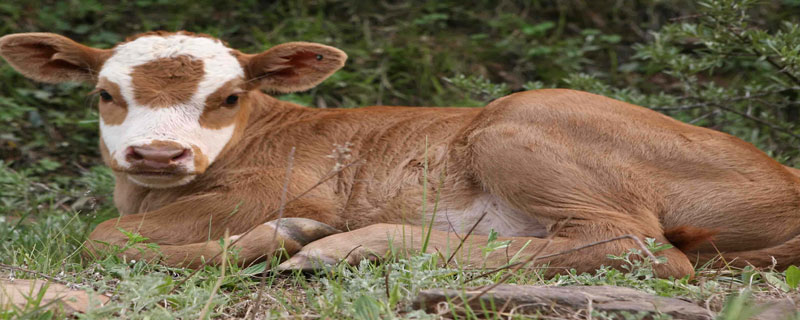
left=0, top=33, right=111, bottom=83
left=664, top=226, right=718, bottom=252
left=199, top=79, right=245, bottom=129
left=191, top=145, right=209, bottom=175
left=235, top=42, right=347, bottom=93
left=91, top=89, right=800, bottom=277
left=131, top=55, right=204, bottom=108
left=3, top=32, right=800, bottom=277
left=98, top=139, right=120, bottom=171
left=96, top=77, right=128, bottom=125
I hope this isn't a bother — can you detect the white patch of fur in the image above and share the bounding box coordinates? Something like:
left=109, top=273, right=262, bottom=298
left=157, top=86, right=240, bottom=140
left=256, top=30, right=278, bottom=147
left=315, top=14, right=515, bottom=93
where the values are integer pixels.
left=432, top=194, right=548, bottom=237
left=97, top=34, right=244, bottom=186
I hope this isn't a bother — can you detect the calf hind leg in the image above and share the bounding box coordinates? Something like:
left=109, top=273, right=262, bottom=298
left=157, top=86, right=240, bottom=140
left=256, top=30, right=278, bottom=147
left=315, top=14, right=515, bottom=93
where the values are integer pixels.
left=449, top=119, right=694, bottom=277
left=695, top=233, right=800, bottom=270
left=280, top=221, right=695, bottom=278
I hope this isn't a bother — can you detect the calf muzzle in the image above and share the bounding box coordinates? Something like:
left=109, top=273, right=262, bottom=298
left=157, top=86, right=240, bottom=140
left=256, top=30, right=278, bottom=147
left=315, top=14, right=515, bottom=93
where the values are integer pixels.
left=125, top=143, right=191, bottom=172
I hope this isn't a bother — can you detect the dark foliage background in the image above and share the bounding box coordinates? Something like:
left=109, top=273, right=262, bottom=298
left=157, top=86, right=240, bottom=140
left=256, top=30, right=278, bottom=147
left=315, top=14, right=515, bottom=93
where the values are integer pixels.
left=2, top=0, right=800, bottom=184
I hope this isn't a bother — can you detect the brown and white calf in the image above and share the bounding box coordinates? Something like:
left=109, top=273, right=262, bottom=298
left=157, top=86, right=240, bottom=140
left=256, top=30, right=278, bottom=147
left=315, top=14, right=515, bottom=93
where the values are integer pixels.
left=2, top=31, right=800, bottom=278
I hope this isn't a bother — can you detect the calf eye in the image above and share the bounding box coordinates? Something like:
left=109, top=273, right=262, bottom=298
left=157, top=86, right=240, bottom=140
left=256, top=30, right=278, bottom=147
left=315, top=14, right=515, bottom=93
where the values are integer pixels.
left=99, top=90, right=113, bottom=102
left=224, top=94, right=239, bottom=106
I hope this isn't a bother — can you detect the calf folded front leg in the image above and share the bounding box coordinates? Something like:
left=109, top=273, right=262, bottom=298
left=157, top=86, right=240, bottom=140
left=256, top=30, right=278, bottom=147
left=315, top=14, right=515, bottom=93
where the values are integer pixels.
left=86, top=216, right=340, bottom=269
left=84, top=191, right=342, bottom=268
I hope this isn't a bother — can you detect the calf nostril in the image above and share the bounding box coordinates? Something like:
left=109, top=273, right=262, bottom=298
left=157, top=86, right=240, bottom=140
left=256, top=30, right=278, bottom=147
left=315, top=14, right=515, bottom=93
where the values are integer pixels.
left=172, top=149, right=191, bottom=162
left=126, top=147, right=144, bottom=161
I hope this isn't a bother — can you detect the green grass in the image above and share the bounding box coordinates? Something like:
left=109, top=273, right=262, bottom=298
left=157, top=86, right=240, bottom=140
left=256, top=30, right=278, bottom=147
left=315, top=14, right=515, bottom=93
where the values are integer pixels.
left=2, top=158, right=800, bottom=319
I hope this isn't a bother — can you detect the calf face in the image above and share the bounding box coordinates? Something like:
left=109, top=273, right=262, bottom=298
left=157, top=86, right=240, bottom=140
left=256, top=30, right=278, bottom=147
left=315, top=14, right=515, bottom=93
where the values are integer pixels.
left=0, top=31, right=346, bottom=188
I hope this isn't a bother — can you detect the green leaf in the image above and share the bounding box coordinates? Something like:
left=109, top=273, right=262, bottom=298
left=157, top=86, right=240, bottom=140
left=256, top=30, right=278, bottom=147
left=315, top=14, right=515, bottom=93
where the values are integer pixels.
left=521, top=21, right=554, bottom=36
left=741, top=265, right=760, bottom=284
left=242, top=261, right=267, bottom=276
left=487, top=229, right=498, bottom=243
left=482, top=229, right=511, bottom=258
left=786, top=265, right=800, bottom=289
left=117, top=227, right=149, bottom=244
left=766, top=273, right=791, bottom=292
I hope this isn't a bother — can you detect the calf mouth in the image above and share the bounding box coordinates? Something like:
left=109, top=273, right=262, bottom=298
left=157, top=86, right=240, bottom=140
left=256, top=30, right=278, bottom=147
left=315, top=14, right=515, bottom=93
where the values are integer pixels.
left=127, top=170, right=189, bottom=176
left=122, top=164, right=193, bottom=176
left=124, top=169, right=199, bottom=188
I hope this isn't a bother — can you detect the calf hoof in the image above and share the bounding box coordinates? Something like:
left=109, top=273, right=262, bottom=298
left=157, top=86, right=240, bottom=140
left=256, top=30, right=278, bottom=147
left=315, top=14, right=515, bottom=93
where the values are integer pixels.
left=264, top=217, right=341, bottom=246
left=277, top=223, right=395, bottom=272
left=276, top=251, right=338, bottom=273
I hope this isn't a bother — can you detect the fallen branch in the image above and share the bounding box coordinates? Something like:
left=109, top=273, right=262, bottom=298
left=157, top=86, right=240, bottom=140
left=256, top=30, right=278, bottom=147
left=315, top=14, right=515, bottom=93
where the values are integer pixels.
left=442, top=228, right=671, bottom=316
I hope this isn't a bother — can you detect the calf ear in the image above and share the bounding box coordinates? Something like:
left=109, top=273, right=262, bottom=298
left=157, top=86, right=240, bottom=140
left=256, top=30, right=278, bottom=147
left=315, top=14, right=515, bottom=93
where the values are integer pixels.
left=0, top=33, right=111, bottom=83
left=239, top=42, right=346, bottom=93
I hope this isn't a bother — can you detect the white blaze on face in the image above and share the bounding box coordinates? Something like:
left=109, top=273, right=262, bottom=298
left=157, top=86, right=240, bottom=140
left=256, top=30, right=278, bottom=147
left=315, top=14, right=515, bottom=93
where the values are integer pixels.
left=97, top=35, right=244, bottom=186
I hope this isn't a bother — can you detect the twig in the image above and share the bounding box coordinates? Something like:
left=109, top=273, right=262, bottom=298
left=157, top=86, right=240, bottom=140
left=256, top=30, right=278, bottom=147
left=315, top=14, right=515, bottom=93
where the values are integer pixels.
left=688, top=111, right=715, bottom=124
left=709, top=102, right=800, bottom=140
left=335, top=245, right=364, bottom=268
left=0, top=263, right=73, bottom=287
left=169, top=156, right=366, bottom=294
left=252, top=147, right=295, bottom=318
left=443, top=210, right=463, bottom=241
left=384, top=264, right=392, bottom=300
left=650, top=88, right=800, bottom=111
left=445, top=202, right=490, bottom=265
left=764, top=57, right=800, bottom=86
left=434, top=248, right=447, bottom=262
left=198, top=230, right=229, bottom=320
left=650, top=88, right=800, bottom=140
left=650, top=102, right=709, bottom=111
left=668, top=13, right=706, bottom=22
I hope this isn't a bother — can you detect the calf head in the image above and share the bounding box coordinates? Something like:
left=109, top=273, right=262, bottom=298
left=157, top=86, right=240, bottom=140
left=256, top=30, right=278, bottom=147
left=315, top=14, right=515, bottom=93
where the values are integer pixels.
left=0, top=31, right=346, bottom=188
